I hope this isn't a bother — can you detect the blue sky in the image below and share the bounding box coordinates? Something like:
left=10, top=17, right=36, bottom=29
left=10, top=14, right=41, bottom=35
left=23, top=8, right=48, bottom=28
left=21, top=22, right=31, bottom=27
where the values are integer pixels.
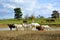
left=0, top=0, right=60, bottom=19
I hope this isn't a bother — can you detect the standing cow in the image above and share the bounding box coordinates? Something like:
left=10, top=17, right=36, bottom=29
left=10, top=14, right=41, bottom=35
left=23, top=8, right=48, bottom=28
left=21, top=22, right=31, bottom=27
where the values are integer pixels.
left=7, top=24, right=15, bottom=30
left=7, top=24, right=24, bottom=31
left=41, top=25, right=51, bottom=30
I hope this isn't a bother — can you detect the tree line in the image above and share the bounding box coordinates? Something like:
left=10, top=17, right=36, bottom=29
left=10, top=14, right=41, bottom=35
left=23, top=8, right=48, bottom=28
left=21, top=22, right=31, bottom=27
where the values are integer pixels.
left=14, top=8, right=60, bottom=20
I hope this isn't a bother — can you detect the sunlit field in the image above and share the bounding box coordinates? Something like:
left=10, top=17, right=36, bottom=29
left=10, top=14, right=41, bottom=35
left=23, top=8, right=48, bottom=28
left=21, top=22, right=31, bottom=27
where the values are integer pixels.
left=0, top=18, right=60, bottom=24
left=0, top=18, right=60, bottom=40
left=0, top=18, right=60, bottom=28
left=0, top=30, right=60, bottom=40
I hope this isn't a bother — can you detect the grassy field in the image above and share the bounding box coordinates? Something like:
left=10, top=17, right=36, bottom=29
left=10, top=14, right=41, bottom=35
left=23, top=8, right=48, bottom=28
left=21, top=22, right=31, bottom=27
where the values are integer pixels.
left=0, top=18, right=60, bottom=40
left=0, top=30, right=60, bottom=40
left=0, top=18, right=60, bottom=28
left=0, top=18, right=60, bottom=24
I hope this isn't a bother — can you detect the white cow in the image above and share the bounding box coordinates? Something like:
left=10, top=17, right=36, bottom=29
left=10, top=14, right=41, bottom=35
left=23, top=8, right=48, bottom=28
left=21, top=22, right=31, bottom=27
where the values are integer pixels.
left=41, top=25, right=51, bottom=30
left=14, top=24, right=24, bottom=30
left=22, top=23, right=32, bottom=30
left=30, top=23, right=40, bottom=30
left=31, top=23, right=40, bottom=27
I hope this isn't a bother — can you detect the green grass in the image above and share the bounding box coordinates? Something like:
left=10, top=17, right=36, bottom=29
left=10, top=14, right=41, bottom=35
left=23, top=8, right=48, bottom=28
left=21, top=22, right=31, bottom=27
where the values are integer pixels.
left=0, top=18, right=60, bottom=24
left=0, top=19, right=23, bottom=24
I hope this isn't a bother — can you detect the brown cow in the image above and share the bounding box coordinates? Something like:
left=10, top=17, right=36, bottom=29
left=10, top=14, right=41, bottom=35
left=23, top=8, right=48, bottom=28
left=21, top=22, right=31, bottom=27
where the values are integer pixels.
left=36, top=26, right=44, bottom=31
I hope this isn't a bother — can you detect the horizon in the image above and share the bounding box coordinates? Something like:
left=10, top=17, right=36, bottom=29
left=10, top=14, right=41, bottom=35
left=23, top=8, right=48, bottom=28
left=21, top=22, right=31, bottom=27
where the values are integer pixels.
left=0, top=0, right=60, bottom=19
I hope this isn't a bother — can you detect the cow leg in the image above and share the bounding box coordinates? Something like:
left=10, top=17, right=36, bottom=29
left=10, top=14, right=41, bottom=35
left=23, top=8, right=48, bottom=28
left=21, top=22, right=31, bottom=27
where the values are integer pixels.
left=16, top=27, right=18, bottom=31
left=10, top=28, right=12, bottom=30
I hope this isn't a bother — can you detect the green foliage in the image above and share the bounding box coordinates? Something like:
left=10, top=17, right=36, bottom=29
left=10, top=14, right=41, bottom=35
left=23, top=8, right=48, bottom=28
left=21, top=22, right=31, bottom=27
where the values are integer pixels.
left=51, top=10, right=59, bottom=19
left=40, top=16, right=44, bottom=18
left=28, top=14, right=35, bottom=20
left=14, top=8, right=23, bottom=20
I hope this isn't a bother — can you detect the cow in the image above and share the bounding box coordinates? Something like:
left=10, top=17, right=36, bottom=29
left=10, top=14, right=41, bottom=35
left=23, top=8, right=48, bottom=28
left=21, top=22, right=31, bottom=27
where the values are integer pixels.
left=7, top=23, right=32, bottom=31
left=41, top=25, right=51, bottom=30
left=14, top=24, right=24, bottom=30
left=22, top=23, right=32, bottom=30
left=7, top=24, right=15, bottom=30
left=34, top=24, right=51, bottom=31
left=30, top=23, right=43, bottom=31
left=7, top=24, right=24, bottom=31
left=46, top=19, right=55, bottom=22
left=31, top=23, right=40, bottom=27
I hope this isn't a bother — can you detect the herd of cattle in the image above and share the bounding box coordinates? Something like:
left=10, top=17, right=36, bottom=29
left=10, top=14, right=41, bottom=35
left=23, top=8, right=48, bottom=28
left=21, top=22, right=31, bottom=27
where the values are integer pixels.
left=7, top=22, right=51, bottom=31
left=46, top=19, right=55, bottom=22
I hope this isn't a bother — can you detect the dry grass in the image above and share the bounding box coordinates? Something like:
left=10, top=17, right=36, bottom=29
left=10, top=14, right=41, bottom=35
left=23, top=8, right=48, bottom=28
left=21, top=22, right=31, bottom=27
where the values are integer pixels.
left=0, top=24, right=8, bottom=28
left=0, top=30, right=60, bottom=40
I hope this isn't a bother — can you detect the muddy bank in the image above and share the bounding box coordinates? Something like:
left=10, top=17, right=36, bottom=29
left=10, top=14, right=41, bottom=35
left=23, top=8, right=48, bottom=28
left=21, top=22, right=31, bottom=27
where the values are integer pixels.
left=0, top=24, right=8, bottom=28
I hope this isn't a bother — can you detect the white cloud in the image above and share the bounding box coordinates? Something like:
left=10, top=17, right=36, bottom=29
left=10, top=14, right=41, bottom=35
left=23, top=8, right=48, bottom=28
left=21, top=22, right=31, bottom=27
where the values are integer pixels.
left=25, top=0, right=37, bottom=11
left=9, top=0, right=37, bottom=12
left=46, top=3, right=53, bottom=10
left=35, top=3, right=55, bottom=12
left=2, top=3, right=17, bottom=9
left=10, top=0, right=24, bottom=3
left=1, top=0, right=60, bottom=19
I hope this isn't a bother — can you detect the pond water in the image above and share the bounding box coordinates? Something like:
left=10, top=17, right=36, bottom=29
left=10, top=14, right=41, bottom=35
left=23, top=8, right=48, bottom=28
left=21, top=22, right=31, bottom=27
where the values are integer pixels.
left=0, top=28, right=17, bottom=30
left=0, top=28, right=60, bottom=31
left=0, top=28, right=10, bottom=30
left=0, top=28, right=37, bottom=31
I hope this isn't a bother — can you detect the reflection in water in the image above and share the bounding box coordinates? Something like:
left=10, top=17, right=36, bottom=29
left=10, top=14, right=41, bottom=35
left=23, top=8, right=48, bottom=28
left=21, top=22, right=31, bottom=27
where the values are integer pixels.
left=0, top=28, right=25, bottom=30
left=0, top=28, right=60, bottom=31
left=0, top=28, right=36, bottom=30
left=0, top=28, right=10, bottom=30
left=0, top=28, right=16, bottom=30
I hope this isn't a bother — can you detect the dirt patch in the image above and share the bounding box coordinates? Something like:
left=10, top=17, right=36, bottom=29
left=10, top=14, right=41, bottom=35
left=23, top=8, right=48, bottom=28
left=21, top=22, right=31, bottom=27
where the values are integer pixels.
left=0, top=24, right=8, bottom=28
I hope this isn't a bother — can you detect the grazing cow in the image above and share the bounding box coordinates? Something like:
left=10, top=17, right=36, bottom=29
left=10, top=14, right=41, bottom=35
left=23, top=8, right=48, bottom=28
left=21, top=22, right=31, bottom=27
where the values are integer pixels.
left=36, top=26, right=41, bottom=30
left=41, top=25, right=51, bottom=30
left=50, top=19, right=55, bottom=22
left=36, top=25, right=44, bottom=31
left=14, top=24, right=24, bottom=30
left=31, top=23, right=40, bottom=27
left=7, top=24, right=24, bottom=31
left=22, top=23, right=32, bottom=30
left=46, top=19, right=55, bottom=22
left=31, top=23, right=42, bottom=30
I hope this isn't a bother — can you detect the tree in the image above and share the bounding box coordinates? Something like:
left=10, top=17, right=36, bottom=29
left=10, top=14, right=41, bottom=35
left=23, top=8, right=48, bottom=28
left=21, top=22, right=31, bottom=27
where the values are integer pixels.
left=14, top=8, right=23, bottom=20
left=37, top=15, right=41, bottom=18
left=28, top=14, right=35, bottom=20
left=40, top=16, right=44, bottom=18
left=51, top=10, right=59, bottom=19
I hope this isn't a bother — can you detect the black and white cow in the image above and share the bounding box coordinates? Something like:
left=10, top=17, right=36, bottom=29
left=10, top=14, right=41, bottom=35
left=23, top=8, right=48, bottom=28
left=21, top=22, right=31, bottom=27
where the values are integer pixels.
left=7, top=24, right=24, bottom=31
left=7, top=24, right=15, bottom=30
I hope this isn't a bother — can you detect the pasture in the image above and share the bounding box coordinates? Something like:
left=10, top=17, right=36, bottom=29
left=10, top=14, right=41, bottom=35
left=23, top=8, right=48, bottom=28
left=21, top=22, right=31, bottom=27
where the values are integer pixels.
left=0, top=30, right=60, bottom=40
left=0, top=18, right=60, bottom=28
left=0, top=18, right=60, bottom=24
left=0, top=18, right=60, bottom=40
